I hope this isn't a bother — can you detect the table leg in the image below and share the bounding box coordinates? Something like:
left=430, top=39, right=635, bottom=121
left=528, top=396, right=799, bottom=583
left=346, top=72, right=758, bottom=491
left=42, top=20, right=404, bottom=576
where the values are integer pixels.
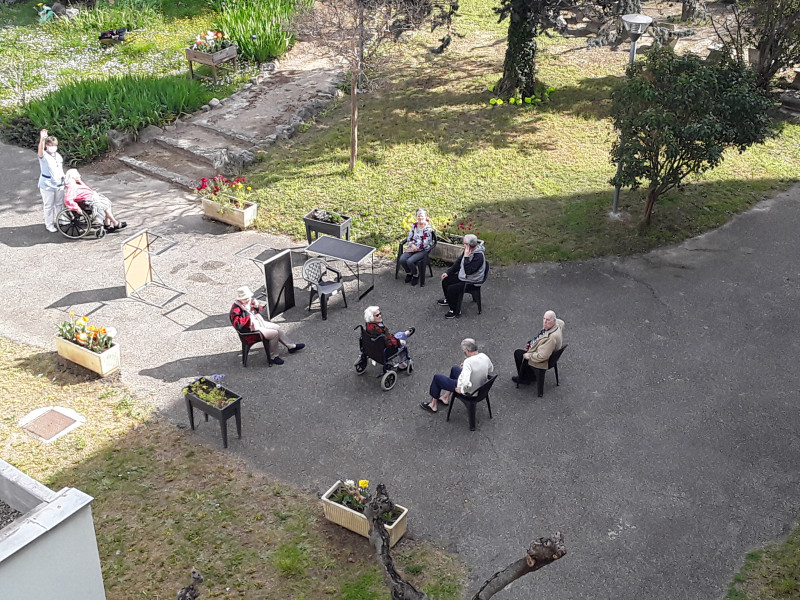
left=235, top=405, right=242, bottom=439
left=188, top=60, right=194, bottom=80
left=185, top=398, right=196, bottom=430
left=220, top=417, right=229, bottom=448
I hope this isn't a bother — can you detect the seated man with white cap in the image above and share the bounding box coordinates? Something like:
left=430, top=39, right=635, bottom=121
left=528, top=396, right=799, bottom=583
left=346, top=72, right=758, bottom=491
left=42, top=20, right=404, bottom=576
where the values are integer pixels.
left=229, top=286, right=305, bottom=365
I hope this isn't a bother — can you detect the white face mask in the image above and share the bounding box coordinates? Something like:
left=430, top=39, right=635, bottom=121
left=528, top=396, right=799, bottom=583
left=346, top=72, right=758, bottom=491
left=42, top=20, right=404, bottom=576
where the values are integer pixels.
left=46, top=146, right=57, bottom=154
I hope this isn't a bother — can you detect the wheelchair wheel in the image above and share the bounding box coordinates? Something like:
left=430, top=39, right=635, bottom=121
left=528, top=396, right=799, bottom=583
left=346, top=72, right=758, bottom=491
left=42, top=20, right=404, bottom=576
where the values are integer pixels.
left=56, top=207, right=91, bottom=239
left=355, top=358, right=367, bottom=375
left=95, top=226, right=106, bottom=239
left=380, top=370, right=397, bottom=391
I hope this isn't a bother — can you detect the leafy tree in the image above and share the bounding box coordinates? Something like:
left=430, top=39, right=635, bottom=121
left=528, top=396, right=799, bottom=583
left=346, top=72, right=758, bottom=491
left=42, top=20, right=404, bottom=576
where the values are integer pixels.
left=712, top=0, right=800, bottom=90
left=610, top=47, right=775, bottom=225
left=493, top=0, right=641, bottom=98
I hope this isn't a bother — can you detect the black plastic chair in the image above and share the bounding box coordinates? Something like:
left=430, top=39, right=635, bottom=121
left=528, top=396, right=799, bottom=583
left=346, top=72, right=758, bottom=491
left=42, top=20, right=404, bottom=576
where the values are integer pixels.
left=302, top=257, right=346, bottom=320
left=447, top=374, right=497, bottom=431
left=394, top=231, right=437, bottom=287
left=231, top=329, right=272, bottom=367
left=517, top=344, right=568, bottom=397
left=455, top=260, right=489, bottom=315
left=354, top=325, right=412, bottom=391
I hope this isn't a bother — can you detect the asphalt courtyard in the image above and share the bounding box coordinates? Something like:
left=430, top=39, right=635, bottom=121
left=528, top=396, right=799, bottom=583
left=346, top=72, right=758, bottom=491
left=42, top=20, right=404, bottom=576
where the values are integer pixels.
left=1, top=140, right=798, bottom=599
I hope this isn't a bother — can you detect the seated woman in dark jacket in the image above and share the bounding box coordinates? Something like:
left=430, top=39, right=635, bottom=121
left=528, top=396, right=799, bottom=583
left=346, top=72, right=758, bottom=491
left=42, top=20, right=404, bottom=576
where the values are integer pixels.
left=230, top=286, right=304, bottom=365
left=438, top=233, right=486, bottom=319
left=363, top=305, right=414, bottom=368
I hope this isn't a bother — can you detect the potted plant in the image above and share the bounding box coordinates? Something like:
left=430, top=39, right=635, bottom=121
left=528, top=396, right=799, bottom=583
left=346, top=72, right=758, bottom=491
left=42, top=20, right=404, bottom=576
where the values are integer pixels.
left=429, top=215, right=484, bottom=263
left=195, top=175, right=258, bottom=229
left=54, top=312, right=120, bottom=376
left=303, top=208, right=352, bottom=243
left=183, top=374, right=242, bottom=448
left=186, top=30, right=238, bottom=83
left=320, top=479, right=408, bottom=547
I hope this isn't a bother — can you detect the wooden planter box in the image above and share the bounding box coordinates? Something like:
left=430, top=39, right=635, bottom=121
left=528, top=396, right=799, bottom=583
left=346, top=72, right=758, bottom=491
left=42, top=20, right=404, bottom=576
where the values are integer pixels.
left=303, top=209, right=352, bottom=244
left=186, top=45, right=238, bottom=84
left=202, top=196, right=258, bottom=229
left=320, top=481, right=408, bottom=547
left=430, top=235, right=485, bottom=264
left=184, top=378, right=242, bottom=448
left=54, top=336, right=120, bottom=377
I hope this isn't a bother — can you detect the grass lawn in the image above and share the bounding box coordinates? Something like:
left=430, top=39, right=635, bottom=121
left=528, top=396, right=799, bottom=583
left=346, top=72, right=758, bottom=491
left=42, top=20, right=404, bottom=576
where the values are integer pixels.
left=0, top=336, right=466, bottom=599
left=247, top=0, right=800, bottom=264
left=727, top=523, right=800, bottom=599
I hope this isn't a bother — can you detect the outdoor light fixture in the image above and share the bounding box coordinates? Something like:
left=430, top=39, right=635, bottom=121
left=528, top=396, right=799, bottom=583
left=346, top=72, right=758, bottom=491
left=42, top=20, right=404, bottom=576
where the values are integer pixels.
left=611, top=13, right=654, bottom=216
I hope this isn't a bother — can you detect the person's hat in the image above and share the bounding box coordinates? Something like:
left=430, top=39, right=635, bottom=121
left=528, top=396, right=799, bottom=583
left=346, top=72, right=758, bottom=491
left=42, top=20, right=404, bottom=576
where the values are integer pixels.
left=236, top=286, right=253, bottom=301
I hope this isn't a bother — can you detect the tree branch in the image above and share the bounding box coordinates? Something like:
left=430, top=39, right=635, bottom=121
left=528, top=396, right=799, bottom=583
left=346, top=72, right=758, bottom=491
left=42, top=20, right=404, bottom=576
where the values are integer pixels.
left=366, top=484, right=567, bottom=600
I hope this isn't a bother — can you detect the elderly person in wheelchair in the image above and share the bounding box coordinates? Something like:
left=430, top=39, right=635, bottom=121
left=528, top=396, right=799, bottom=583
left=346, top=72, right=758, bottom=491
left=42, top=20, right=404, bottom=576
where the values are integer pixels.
left=64, top=169, right=126, bottom=233
left=229, top=286, right=305, bottom=365
left=362, top=306, right=415, bottom=368
left=354, top=307, right=415, bottom=390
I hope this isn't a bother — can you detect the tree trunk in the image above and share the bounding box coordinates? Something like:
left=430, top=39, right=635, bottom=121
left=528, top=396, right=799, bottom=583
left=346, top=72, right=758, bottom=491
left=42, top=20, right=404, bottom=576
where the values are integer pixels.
left=349, top=70, right=358, bottom=171
left=496, top=0, right=542, bottom=98
left=643, top=187, right=658, bottom=225
left=681, top=0, right=698, bottom=21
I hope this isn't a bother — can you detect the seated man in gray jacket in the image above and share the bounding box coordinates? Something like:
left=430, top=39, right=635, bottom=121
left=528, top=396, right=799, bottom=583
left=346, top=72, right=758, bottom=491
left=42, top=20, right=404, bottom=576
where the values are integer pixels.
left=437, top=233, right=486, bottom=319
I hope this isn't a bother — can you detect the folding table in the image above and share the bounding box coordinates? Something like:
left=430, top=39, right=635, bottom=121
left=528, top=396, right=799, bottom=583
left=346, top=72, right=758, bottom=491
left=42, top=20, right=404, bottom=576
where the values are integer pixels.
left=305, top=235, right=376, bottom=300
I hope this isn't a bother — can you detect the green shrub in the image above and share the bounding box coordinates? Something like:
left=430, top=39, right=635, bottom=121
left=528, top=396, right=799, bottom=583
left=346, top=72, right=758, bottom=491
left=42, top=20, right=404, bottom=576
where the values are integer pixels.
left=212, top=0, right=296, bottom=63
left=50, top=0, right=161, bottom=34
left=1, top=74, right=211, bottom=165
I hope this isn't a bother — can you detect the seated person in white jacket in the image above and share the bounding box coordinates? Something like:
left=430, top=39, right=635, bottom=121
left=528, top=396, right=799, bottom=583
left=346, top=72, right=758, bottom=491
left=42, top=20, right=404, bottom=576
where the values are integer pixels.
left=420, top=338, right=494, bottom=414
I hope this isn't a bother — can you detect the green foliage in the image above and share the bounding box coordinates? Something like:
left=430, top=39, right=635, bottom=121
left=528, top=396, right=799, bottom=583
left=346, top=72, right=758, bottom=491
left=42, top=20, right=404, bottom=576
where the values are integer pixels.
left=610, top=47, right=776, bottom=224
left=50, top=0, right=162, bottom=33
left=727, top=516, right=800, bottom=599
left=1, top=74, right=210, bottom=164
left=212, top=0, right=296, bottom=63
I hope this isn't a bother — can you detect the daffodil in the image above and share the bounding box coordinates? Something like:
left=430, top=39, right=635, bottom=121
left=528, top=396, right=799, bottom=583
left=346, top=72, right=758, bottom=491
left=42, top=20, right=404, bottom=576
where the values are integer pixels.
left=358, top=479, right=369, bottom=489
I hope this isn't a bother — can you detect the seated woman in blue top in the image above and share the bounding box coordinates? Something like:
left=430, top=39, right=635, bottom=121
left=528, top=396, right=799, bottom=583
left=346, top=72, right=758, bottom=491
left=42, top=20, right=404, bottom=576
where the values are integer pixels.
left=398, top=208, right=433, bottom=286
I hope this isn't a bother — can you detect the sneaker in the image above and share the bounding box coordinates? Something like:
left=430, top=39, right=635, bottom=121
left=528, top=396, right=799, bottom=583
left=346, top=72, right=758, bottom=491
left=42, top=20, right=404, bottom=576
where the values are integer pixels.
left=46, top=226, right=58, bottom=233
left=411, top=277, right=419, bottom=286
left=437, top=298, right=449, bottom=306
left=270, top=356, right=285, bottom=365
left=288, top=343, right=305, bottom=354
left=404, top=274, right=413, bottom=283
left=406, top=327, right=415, bottom=338
left=445, top=311, right=459, bottom=319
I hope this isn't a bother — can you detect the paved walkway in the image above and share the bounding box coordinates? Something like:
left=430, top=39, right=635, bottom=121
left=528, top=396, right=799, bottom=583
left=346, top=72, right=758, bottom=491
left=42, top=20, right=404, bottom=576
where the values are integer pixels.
left=1, top=134, right=799, bottom=599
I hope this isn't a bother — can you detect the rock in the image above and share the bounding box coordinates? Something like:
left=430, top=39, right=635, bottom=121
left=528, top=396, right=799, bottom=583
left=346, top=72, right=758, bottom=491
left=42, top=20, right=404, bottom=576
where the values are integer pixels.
left=106, top=128, right=133, bottom=150
left=208, top=98, right=221, bottom=107
left=64, top=7, right=79, bottom=18
left=261, top=62, right=277, bottom=72
left=164, top=125, right=176, bottom=132
left=242, top=83, right=253, bottom=90
left=51, top=1, right=66, bottom=15
left=780, top=90, right=800, bottom=111
left=201, top=104, right=211, bottom=112
left=138, top=124, right=164, bottom=142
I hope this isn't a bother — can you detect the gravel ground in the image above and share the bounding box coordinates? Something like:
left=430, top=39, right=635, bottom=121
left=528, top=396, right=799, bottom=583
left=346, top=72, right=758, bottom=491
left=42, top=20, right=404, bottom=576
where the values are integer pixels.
left=0, top=498, right=22, bottom=530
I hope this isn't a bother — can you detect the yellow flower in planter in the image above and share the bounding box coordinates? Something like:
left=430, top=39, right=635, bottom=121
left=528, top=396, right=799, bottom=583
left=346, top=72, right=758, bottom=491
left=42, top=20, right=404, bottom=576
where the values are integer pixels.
left=358, top=479, right=369, bottom=489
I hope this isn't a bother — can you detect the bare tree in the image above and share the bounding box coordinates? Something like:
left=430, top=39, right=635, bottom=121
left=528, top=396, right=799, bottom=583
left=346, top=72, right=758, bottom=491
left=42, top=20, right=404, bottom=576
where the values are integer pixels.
left=365, top=484, right=567, bottom=599
left=298, top=0, right=456, bottom=171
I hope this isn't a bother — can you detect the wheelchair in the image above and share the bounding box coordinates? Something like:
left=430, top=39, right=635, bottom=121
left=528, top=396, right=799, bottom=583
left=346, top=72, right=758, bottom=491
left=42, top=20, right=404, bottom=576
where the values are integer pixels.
left=56, top=200, right=106, bottom=240
left=354, top=325, right=413, bottom=391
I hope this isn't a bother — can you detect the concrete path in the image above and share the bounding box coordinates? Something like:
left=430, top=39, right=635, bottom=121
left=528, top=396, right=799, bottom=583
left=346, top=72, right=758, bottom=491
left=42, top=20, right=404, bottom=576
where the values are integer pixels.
left=1, top=134, right=799, bottom=600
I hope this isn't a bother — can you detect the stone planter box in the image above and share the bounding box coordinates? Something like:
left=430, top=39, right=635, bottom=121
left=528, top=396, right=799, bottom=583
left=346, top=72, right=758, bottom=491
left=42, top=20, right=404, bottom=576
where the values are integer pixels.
left=320, top=480, right=408, bottom=547
left=202, top=196, right=258, bottom=229
left=186, top=45, right=238, bottom=84
left=54, top=337, right=120, bottom=377
left=303, top=209, right=352, bottom=243
left=184, top=378, right=242, bottom=448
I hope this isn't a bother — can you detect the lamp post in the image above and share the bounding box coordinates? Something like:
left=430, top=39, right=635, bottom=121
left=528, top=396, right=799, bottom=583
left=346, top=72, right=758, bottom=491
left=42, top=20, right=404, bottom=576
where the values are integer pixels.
left=611, top=13, right=653, bottom=216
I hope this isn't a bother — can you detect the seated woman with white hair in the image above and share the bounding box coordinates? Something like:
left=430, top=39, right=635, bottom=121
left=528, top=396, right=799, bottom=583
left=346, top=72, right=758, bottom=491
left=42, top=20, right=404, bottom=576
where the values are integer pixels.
left=64, top=168, right=126, bottom=232
left=229, top=286, right=305, bottom=365
left=398, top=208, right=434, bottom=286
left=363, top=306, right=414, bottom=369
